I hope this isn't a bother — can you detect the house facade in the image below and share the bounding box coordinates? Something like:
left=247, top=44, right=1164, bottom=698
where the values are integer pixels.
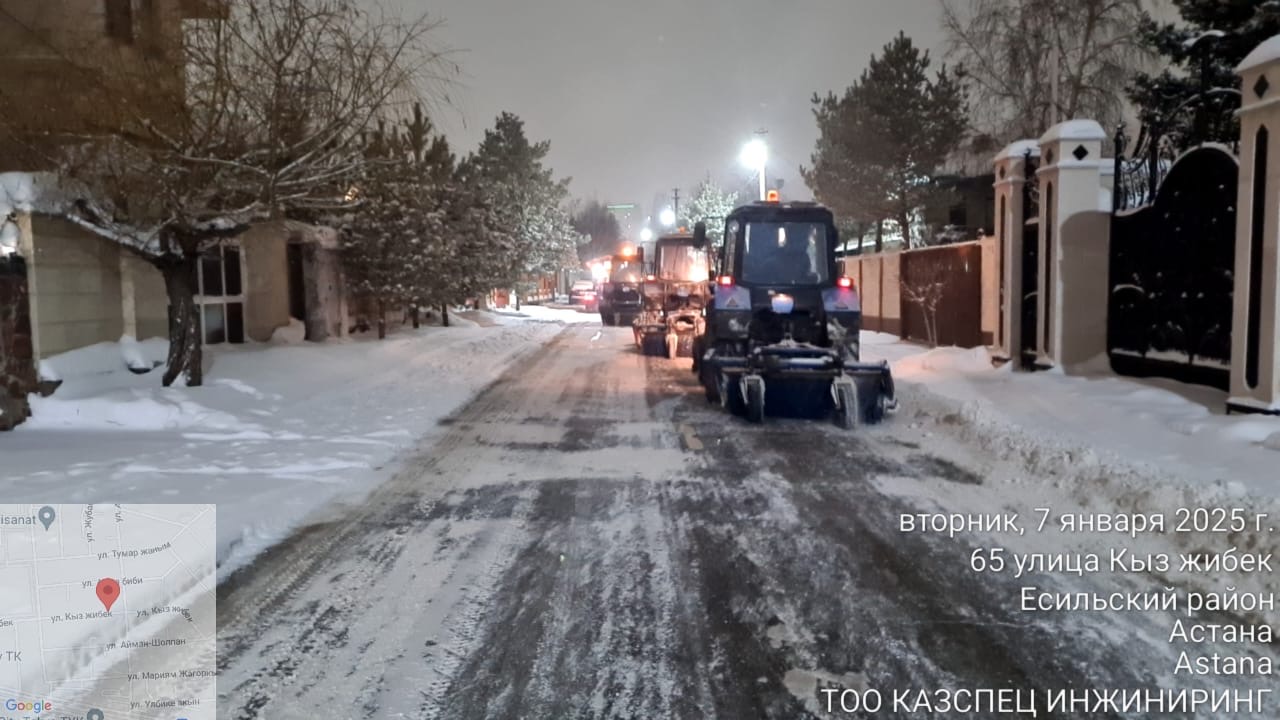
left=10, top=215, right=348, bottom=362
left=1, top=1, right=348, bottom=364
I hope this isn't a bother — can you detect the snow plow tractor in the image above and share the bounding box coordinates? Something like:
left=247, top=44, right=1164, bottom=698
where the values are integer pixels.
left=693, top=200, right=896, bottom=428
left=634, top=228, right=712, bottom=358
left=598, top=246, right=645, bottom=326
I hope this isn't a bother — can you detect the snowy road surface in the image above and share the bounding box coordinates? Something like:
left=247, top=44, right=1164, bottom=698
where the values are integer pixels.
left=216, top=325, right=1279, bottom=719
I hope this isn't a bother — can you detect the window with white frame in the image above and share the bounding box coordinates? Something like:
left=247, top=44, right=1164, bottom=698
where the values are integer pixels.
left=195, top=242, right=246, bottom=345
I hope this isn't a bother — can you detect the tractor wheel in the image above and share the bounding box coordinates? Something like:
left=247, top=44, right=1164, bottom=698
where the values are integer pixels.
left=834, top=381, right=860, bottom=430
left=719, top=374, right=744, bottom=416
left=744, top=376, right=765, bottom=424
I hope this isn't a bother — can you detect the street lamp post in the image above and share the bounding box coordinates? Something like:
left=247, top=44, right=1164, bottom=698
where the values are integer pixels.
left=739, top=138, right=768, bottom=201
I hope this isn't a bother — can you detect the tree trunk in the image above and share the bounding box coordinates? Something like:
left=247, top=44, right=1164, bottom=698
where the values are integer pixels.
left=899, top=211, right=912, bottom=250
left=411, top=305, right=420, bottom=329
left=514, top=288, right=521, bottom=311
left=440, top=303, right=450, bottom=327
left=377, top=299, right=387, bottom=340
left=874, top=220, right=883, bottom=254
left=158, top=254, right=203, bottom=387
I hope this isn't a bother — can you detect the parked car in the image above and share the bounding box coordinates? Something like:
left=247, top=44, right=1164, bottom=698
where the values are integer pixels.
left=569, top=280, right=598, bottom=309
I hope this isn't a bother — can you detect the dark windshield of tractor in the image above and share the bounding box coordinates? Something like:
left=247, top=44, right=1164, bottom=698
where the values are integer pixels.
left=740, top=221, right=830, bottom=285
left=610, top=260, right=642, bottom=283
left=657, top=243, right=708, bottom=281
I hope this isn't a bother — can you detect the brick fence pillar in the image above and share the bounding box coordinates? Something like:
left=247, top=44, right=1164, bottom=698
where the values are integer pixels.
left=0, top=255, right=38, bottom=430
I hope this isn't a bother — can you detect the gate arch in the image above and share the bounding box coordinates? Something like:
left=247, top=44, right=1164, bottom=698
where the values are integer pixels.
left=1108, top=146, right=1238, bottom=388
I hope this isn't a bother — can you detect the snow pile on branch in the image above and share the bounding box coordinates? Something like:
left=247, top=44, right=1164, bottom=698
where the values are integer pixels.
left=0, top=172, right=37, bottom=216
left=0, top=171, right=70, bottom=216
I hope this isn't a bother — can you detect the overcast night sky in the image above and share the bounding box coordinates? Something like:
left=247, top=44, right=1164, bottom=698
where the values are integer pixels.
left=384, top=1, right=946, bottom=224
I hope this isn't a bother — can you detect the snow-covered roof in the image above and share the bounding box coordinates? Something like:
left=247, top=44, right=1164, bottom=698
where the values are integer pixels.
left=994, top=139, right=1041, bottom=162
left=1237, top=34, right=1280, bottom=73
left=1039, top=120, right=1106, bottom=144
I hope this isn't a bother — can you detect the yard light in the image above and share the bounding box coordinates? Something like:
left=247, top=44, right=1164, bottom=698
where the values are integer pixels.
left=640, top=227, right=654, bottom=243
left=739, top=138, right=768, bottom=201
left=660, top=208, right=676, bottom=227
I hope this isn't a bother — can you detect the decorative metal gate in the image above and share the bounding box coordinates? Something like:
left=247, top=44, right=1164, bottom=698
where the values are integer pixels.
left=1109, top=142, right=1237, bottom=389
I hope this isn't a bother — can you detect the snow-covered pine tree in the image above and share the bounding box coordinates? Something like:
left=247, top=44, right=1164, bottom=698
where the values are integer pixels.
left=572, top=201, right=623, bottom=261
left=803, top=32, right=967, bottom=249
left=341, top=143, right=421, bottom=339
left=343, top=106, right=463, bottom=337
left=1130, top=1, right=1280, bottom=147
left=683, top=178, right=739, bottom=244
left=458, top=113, right=580, bottom=309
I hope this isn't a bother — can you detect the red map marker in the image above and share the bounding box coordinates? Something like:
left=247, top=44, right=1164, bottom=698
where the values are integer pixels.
left=96, top=578, right=120, bottom=612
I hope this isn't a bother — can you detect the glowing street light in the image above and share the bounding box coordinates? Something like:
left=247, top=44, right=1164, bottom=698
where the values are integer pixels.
left=739, top=138, right=768, bottom=201
left=659, top=207, right=677, bottom=227
left=639, top=227, right=654, bottom=243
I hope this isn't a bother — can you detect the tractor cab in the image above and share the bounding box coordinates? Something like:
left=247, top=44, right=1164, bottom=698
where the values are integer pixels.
left=634, top=228, right=712, bottom=357
left=598, top=245, right=645, bottom=326
left=695, top=199, right=895, bottom=428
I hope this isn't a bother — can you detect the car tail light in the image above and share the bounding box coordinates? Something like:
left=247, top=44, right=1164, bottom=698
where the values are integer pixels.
left=717, top=275, right=735, bottom=287
left=836, top=276, right=854, bottom=289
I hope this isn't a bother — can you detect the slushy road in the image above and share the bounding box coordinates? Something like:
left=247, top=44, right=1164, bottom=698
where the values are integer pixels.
left=217, top=324, right=1243, bottom=719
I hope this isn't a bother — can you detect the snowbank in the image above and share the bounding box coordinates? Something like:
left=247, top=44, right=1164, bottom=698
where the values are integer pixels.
left=865, top=334, right=1280, bottom=637
left=863, top=335, right=1280, bottom=496
left=270, top=317, right=306, bottom=344
left=491, top=304, right=601, bottom=325
left=37, top=336, right=167, bottom=383
left=1, top=316, right=564, bottom=581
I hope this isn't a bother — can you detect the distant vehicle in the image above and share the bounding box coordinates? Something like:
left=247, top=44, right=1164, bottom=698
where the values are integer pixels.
left=634, top=228, right=712, bottom=358
left=598, top=246, right=645, bottom=326
left=569, top=280, right=597, bottom=309
left=693, top=197, right=896, bottom=428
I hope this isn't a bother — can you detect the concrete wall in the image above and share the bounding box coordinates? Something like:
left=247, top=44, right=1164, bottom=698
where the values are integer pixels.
left=28, top=216, right=125, bottom=357
left=980, top=234, right=1000, bottom=346
left=122, top=252, right=167, bottom=340
left=843, top=251, right=904, bottom=338
left=1056, top=211, right=1111, bottom=368
left=881, top=253, right=902, bottom=338
left=241, top=222, right=292, bottom=342
left=1231, top=52, right=1280, bottom=412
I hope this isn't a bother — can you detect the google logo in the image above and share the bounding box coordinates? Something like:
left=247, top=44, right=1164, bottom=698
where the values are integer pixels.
left=4, top=698, right=52, bottom=713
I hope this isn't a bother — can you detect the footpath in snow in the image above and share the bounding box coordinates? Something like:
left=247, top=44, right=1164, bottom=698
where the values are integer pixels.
left=0, top=307, right=596, bottom=580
